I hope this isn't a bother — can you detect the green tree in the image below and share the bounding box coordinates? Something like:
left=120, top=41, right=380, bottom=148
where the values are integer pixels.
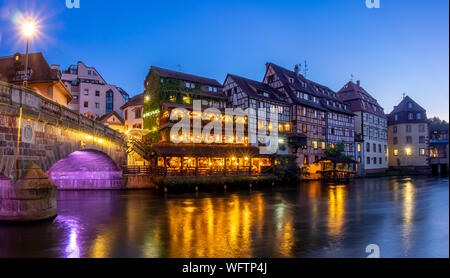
left=325, top=141, right=347, bottom=158
left=430, top=117, right=448, bottom=125
left=143, top=69, right=162, bottom=143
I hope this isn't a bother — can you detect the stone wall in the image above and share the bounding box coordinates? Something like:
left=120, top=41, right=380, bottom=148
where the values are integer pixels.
left=0, top=81, right=127, bottom=182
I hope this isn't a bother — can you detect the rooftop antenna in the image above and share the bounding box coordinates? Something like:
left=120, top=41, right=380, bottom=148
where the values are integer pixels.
left=175, top=64, right=184, bottom=72
left=303, top=60, right=309, bottom=77
left=350, top=74, right=354, bottom=82
left=402, top=93, right=406, bottom=99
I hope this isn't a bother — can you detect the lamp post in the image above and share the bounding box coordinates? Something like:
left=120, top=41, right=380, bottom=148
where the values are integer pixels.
left=22, top=19, right=35, bottom=87
left=15, top=19, right=35, bottom=179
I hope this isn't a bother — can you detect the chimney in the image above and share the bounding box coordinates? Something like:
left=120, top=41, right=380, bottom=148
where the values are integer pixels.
left=294, top=64, right=299, bottom=76
left=356, top=80, right=360, bottom=87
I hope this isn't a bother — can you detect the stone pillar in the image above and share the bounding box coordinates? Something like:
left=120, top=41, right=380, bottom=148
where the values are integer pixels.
left=0, top=162, right=57, bottom=222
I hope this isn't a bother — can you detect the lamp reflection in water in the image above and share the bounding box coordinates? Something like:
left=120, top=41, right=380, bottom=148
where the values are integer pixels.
left=402, top=181, right=415, bottom=253
left=327, top=185, right=347, bottom=240
left=165, top=194, right=276, bottom=258
left=55, top=216, right=82, bottom=258
left=273, top=193, right=294, bottom=257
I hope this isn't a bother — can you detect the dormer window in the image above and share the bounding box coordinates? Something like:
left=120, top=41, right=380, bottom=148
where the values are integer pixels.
left=408, top=113, right=413, bottom=120
left=289, top=77, right=294, bottom=84
left=408, top=102, right=413, bottom=109
left=394, top=114, right=398, bottom=121
left=417, top=113, right=422, bottom=119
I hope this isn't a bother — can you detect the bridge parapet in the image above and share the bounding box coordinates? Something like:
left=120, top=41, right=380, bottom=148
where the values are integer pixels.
left=0, top=81, right=125, bottom=143
left=0, top=81, right=127, bottom=180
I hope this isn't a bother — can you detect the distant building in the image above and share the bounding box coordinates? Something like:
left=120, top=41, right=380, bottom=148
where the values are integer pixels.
left=387, top=96, right=429, bottom=170
left=120, top=93, right=144, bottom=132
left=263, top=63, right=355, bottom=168
left=337, top=81, right=388, bottom=174
left=429, top=123, right=449, bottom=175
left=223, top=74, right=292, bottom=157
left=144, top=66, right=227, bottom=142
left=98, top=111, right=125, bottom=134
left=60, top=61, right=129, bottom=119
left=0, top=52, right=72, bottom=106
left=140, top=66, right=273, bottom=175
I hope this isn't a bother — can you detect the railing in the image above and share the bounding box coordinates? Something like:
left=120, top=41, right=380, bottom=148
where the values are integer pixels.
left=127, top=139, right=148, bottom=158
left=122, top=165, right=273, bottom=177
left=122, top=166, right=167, bottom=176
left=0, top=81, right=125, bottom=145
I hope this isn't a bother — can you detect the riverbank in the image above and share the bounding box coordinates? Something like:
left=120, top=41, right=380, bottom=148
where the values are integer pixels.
left=363, top=168, right=434, bottom=178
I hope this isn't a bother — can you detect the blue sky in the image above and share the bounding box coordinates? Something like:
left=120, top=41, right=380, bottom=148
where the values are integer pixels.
left=0, top=0, right=448, bottom=120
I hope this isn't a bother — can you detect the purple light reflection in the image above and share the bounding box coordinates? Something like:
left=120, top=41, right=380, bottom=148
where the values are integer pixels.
left=55, top=216, right=82, bottom=258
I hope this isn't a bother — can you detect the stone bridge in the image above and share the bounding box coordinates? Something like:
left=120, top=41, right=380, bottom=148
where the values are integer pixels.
left=0, top=81, right=127, bottom=189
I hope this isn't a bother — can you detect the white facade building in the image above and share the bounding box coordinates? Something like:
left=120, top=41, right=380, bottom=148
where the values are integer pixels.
left=60, top=61, right=129, bottom=119
left=337, top=81, right=388, bottom=174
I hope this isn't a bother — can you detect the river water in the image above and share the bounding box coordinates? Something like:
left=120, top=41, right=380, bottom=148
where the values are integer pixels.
left=0, top=176, right=448, bottom=258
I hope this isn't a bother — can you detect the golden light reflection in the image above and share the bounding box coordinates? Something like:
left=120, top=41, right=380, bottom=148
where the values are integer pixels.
left=402, top=181, right=415, bottom=252
left=327, top=185, right=347, bottom=239
left=165, top=194, right=274, bottom=258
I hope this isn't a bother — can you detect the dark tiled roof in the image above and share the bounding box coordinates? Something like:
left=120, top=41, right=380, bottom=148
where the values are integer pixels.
left=307, top=80, right=355, bottom=116
left=390, top=95, right=426, bottom=114
left=387, top=95, right=428, bottom=125
left=336, top=81, right=386, bottom=118
left=266, top=63, right=328, bottom=111
left=0, top=52, right=60, bottom=83
left=151, top=66, right=222, bottom=87
left=226, top=74, right=284, bottom=103
left=98, top=111, right=125, bottom=124
left=120, top=93, right=144, bottom=110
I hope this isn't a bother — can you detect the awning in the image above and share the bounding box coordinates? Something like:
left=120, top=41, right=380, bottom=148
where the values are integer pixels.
left=316, top=156, right=358, bottom=164
left=149, top=143, right=267, bottom=158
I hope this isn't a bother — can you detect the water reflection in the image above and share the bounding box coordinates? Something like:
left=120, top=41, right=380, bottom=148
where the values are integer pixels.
left=0, top=177, right=447, bottom=258
left=165, top=194, right=267, bottom=257
left=327, top=185, right=347, bottom=240
left=55, top=216, right=81, bottom=258
left=402, top=181, right=415, bottom=253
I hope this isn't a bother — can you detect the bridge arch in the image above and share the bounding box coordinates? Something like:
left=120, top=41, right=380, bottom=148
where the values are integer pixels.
left=47, top=149, right=125, bottom=190
left=0, top=81, right=127, bottom=181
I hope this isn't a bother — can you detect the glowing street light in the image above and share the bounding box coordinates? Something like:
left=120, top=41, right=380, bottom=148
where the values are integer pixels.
left=23, top=20, right=35, bottom=37
left=22, top=19, right=36, bottom=87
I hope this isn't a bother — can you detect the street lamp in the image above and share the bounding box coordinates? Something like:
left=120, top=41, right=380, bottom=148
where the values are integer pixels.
left=22, top=19, right=35, bottom=87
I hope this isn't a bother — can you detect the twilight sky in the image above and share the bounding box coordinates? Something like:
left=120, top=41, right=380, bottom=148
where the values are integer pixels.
left=0, top=0, right=448, bottom=120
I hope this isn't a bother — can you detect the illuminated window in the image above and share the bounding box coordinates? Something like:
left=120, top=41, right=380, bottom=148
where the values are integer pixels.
left=322, top=142, right=326, bottom=149
left=285, top=124, right=291, bottom=132
left=183, top=96, right=191, bottom=104
left=304, top=155, right=309, bottom=165
left=278, top=124, right=284, bottom=132
left=169, top=95, right=176, bottom=102
left=405, top=148, right=412, bottom=156
left=394, top=149, right=399, bottom=156
left=357, top=143, right=361, bottom=152
left=312, top=141, right=318, bottom=149
left=420, top=148, right=425, bottom=156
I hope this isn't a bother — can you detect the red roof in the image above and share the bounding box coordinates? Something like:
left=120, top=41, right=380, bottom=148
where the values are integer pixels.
left=337, top=81, right=386, bottom=118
